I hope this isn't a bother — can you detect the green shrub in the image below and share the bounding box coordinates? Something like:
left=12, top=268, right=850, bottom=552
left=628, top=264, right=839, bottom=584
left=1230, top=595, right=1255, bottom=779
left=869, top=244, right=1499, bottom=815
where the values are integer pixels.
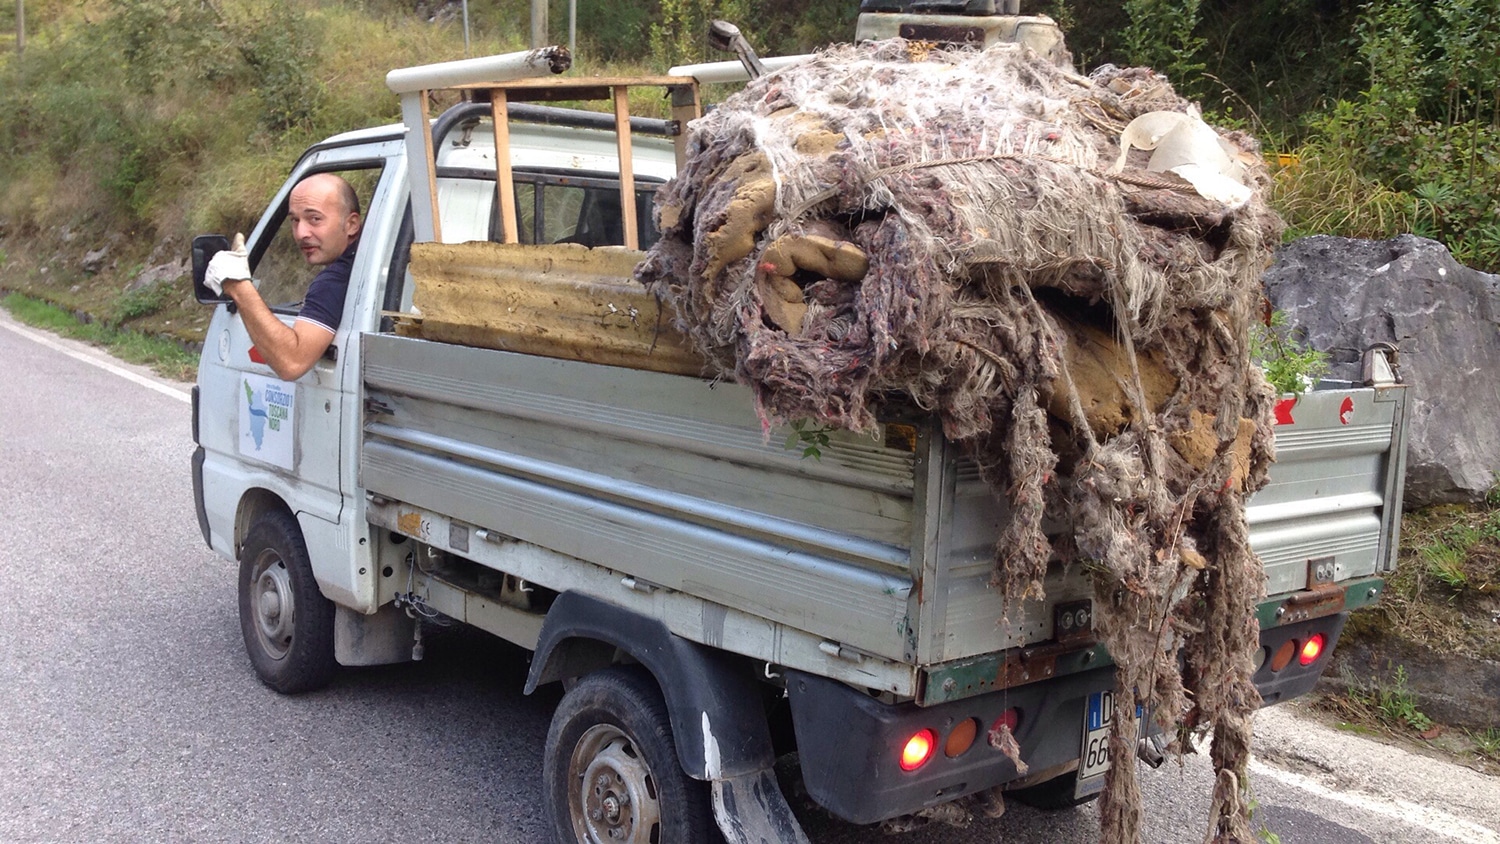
left=113, top=280, right=177, bottom=323
left=1250, top=310, right=1329, bottom=396
left=1121, top=0, right=1206, bottom=96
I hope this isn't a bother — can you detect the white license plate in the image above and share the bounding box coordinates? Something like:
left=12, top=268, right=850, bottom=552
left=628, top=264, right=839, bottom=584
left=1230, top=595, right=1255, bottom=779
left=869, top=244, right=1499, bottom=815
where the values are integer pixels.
left=1077, top=691, right=1145, bottom=799
left=1078, top=690, right=1116, bottom=784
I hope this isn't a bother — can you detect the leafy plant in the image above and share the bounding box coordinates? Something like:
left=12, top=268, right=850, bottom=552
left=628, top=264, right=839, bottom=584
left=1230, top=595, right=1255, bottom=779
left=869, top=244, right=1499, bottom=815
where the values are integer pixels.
left=113, top=280, right=176, bottom=322
left=1369, top=665, right=1434, bottom=733
left=649, top=0, right=754, bottom=67
left=784, top=418, right=834, bottom=461
left=1471, top=727, right=1500, bottom=761
left=1250, top=309, right=1328, bottom=396
left=1121, top=0, right=1206, bottom=95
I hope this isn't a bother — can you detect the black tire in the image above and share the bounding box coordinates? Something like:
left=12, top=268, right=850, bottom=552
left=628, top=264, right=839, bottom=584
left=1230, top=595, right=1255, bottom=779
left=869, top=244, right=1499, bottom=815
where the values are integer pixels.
left=544, top=667, right=717, bottom=844
left=1008, top=771, right=1100, bottom=811
left=237, top=508, right=336, bottom=694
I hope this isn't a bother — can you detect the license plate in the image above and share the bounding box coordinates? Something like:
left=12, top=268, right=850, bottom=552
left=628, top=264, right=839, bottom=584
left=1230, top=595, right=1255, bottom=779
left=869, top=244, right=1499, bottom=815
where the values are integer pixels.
left=1079, top=690, right=1116, bottom=783
left=1077, top=692, right=1147, bottom=799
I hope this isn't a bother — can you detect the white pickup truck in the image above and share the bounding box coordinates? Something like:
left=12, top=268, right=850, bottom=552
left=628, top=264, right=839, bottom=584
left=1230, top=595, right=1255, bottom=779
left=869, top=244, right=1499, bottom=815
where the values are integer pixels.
left=189, top=10, right=1408, bottom=844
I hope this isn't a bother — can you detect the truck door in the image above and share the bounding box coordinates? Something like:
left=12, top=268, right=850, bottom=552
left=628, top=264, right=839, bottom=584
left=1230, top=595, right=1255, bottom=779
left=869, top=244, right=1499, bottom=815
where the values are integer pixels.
left=222, top=161, right=388, bottom=526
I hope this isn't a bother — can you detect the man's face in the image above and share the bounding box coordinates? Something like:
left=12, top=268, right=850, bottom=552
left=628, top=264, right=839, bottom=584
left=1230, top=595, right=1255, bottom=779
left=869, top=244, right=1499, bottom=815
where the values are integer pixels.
left=288, top=176, right=360, bottom=266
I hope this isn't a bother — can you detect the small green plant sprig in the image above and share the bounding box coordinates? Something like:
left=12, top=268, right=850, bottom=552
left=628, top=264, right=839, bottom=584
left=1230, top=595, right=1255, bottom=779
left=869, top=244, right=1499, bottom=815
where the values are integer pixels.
left=784, top=419, right=834, bottom=461
left=1471, top=727, right=1500, bottom=761
left=1350, top=664, right=1434, bottom=733
left=1251, top=309, right=1330, bottom=397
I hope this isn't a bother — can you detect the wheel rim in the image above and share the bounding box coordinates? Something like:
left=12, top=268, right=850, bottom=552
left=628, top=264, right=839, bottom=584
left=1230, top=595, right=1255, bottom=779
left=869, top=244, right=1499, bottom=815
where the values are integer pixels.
left=249, top=550, right=295, bottom=661
left=567, top=723, right=662, bottom=844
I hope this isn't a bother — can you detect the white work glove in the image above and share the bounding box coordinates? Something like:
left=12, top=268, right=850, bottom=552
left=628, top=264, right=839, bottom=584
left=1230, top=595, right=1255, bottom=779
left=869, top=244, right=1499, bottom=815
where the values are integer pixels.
left=204, top=232, right=252, bottom=295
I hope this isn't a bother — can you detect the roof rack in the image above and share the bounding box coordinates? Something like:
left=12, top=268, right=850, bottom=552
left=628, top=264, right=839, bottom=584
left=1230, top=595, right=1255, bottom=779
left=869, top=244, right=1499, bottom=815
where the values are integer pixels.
left=388, top=49, right=701, bottom=250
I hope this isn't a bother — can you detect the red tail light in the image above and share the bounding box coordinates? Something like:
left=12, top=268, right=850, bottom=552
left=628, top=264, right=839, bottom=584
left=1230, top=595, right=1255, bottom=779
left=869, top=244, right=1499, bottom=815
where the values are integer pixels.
left=1299, top=633, right=1326, bottom=665
left=991, top=708, right=1021, bottom=735
left=900, top=729, right=936, bottom=772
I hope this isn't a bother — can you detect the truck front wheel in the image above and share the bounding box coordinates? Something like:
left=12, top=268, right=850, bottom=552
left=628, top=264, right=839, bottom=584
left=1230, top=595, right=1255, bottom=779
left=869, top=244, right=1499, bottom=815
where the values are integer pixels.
left=544, top=667, right=716, bottom=844
left=237, top=509, right=336, bottom=694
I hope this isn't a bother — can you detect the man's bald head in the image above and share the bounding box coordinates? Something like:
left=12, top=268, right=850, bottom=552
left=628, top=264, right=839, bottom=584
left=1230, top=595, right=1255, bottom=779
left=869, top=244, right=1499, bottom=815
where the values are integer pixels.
left=288, top=173, right=362, bottom=266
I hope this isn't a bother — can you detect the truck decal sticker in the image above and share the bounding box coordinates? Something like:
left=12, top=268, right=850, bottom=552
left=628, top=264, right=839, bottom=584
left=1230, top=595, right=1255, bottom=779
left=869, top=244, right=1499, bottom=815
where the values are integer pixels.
left=1274, top=398, right=1296, bottom=426
left=240, top=373, right=296, bottom=471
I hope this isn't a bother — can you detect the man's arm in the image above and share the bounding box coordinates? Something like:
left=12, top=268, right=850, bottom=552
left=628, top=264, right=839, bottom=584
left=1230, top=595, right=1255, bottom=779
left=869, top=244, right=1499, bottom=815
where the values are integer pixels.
left=223, top=279, right=335, bottom=381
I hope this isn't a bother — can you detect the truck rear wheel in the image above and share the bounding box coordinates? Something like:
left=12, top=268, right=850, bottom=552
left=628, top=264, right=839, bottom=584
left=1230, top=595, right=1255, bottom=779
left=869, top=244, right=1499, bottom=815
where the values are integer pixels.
left=238, top=509, right=336, bottom=694
left=544, top=666, right=716, bottom=844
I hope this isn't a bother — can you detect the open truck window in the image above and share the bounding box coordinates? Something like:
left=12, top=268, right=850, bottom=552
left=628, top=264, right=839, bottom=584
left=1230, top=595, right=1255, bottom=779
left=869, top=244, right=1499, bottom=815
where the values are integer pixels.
left=252, top=165, right=384, bottom=313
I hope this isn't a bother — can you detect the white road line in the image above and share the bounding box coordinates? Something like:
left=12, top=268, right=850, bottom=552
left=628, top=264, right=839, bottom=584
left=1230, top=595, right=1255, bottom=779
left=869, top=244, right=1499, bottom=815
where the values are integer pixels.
left=1249, top=757, right=1500, bottom=844
left=0, top=318, right=191, bottom=404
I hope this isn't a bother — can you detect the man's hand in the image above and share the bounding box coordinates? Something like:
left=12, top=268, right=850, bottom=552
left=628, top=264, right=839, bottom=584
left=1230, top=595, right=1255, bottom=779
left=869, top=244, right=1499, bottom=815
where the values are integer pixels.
left=205, top=232, right=252, bottom=295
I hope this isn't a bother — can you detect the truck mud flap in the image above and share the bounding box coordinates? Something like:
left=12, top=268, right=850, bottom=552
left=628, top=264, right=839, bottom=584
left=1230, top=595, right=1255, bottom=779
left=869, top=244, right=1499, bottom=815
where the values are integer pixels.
left=192, top=445, right=211, bottom=548
left=712, top=770, right=811, bottom=844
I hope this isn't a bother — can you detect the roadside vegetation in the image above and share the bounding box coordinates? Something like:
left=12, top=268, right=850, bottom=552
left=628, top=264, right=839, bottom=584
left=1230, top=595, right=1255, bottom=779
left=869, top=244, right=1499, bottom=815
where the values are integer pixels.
left=0, top=0, right=1494, bottom=755
left=1315, top=494, right=1500, bottom=771
left=1349, top=496, right=1500, bottom=662
left=2, top=292, right=198, bottom=380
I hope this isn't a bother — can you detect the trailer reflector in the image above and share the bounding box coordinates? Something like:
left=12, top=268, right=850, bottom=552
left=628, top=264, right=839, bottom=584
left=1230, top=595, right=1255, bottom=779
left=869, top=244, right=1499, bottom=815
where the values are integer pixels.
left=1270, top=639, right=1297, bottom=672
left=945, top=718, right=979, bottom=758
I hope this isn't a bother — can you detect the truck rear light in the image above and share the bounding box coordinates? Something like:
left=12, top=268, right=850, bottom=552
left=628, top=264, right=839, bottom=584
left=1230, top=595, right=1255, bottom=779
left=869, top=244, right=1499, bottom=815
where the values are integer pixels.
left=1269, top=639, right=1297, bottom=672
left=1299, top=633, right=1326, bottom=665
left=900, top=729, right=936, bottom=771
left=1252, top=645, right=1268, bottom=673
left=944, top=718, right=978, bottom=758
left=991, top=707, right=1020, bottom=735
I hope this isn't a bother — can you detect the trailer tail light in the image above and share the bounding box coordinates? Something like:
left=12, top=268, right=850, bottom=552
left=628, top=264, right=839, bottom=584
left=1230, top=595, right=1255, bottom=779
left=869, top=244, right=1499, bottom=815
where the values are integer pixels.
left=1299, top=633, right=1326, bottom=666
left=1270, top=639, right=1297, bottom=672
left=945, top=718, right=979, bottom=758
left=992, top=708, right=1021, bottom=735
left=900, top=729, right=936, bottom=772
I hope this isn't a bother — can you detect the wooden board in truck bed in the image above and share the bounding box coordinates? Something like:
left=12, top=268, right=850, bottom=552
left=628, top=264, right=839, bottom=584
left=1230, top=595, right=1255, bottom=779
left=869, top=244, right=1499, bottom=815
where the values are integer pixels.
left=397, top=241, right=707, bottom=376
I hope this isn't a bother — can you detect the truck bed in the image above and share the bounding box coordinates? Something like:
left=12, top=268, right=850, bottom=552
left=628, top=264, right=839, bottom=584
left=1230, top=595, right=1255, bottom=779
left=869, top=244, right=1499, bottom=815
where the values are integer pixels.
left=359, top=323, right=1408, bottom=702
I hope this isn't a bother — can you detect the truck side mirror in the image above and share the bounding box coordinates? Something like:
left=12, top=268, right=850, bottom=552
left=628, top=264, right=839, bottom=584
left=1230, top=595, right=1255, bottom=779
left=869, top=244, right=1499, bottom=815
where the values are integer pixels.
left=192, top=234, right=232, bottom=304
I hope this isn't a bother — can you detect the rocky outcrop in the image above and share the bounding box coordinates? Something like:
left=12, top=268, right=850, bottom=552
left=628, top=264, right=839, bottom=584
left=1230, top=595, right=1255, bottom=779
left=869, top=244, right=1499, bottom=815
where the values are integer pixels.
left=81, top=246, right=109, bottom=274
left=1325, top=637, right=1500, bottom=731
left=127, top=259, right=188, bottom=292
left=1264, top=235, right=1500, bottom=505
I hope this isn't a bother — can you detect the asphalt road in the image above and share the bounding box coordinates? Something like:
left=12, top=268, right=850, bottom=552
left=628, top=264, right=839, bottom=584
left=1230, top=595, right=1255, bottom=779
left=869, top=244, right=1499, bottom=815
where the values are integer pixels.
left=1, top=310, right=1496, bottom=844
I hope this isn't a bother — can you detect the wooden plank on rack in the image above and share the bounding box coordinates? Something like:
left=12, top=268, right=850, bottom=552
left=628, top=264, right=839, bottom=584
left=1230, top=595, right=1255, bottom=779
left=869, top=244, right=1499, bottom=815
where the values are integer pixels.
left=491, top=89, right=519, bottom=244
left=614, top=85, right=639, bottom=251
left=407, top=241, right=708, bottom=376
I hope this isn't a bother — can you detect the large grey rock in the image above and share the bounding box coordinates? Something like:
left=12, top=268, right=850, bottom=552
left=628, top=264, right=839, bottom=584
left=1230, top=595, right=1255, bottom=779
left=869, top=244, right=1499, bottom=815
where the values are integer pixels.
left=80, top=246, right=109, bottom=275
left=127, top=259, right=188, bottom=292
left=1264, top=234, right=1500, bottom=505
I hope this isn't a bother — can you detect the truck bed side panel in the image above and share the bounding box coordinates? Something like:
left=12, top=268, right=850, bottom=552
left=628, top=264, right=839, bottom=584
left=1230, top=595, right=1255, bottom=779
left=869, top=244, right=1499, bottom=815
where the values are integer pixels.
left=361, top=333, right=917, bottom=659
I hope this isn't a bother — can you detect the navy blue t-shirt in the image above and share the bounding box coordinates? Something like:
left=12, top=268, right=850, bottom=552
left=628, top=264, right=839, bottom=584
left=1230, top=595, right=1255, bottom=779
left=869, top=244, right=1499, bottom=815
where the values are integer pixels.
left=295, top=241, right=358, bottom=334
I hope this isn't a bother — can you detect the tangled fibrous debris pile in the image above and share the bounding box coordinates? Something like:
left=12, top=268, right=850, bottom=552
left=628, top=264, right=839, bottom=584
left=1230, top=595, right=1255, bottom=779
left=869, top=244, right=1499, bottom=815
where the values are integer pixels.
left=637, top=40, right=1282, bottom=844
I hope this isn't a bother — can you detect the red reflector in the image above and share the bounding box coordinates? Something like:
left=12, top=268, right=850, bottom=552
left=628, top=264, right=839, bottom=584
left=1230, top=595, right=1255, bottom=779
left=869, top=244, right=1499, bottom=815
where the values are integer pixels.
left=1299, top=633, right=1326, bottom=666
left=991, top=708, right=1020, bottom=735
left=248, top=346, right=267, bottom=364
left=900, top=729, right=936, bottom=772
left=1273, top=398, right=1296, bottom=425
